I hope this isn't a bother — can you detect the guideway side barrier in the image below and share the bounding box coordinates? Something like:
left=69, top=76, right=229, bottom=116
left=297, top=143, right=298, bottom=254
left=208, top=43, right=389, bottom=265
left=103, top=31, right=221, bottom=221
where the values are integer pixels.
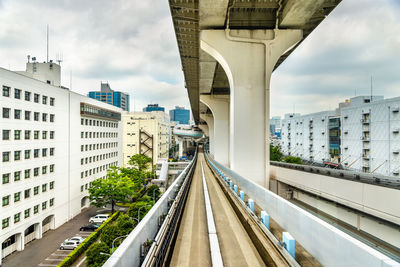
left=207, top=154, right=400, bottom=267
left=205, top=154, right=298, bottom=267
left=103, top=148, right=198, bottom=267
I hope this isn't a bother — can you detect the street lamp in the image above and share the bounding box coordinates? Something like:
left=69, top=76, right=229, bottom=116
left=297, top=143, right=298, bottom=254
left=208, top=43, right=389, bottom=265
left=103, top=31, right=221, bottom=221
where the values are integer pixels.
left=137, top=205, right=152, bottom=222
left=100, top=252, right=111, bottom=256
left=112, top=235, right=129, bottom=253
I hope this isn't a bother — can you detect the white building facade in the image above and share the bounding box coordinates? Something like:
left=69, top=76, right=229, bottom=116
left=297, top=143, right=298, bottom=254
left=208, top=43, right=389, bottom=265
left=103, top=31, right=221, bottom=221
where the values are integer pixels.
left=281, top=96, right=400, bottom=178
left=0, top=63, right=122, bottom=263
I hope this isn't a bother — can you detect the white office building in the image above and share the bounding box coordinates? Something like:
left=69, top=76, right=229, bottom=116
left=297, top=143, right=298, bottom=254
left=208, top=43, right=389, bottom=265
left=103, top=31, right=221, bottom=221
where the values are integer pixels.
left=0, top=61, right=122, bottom=263
left=281, top=96, right=400, bottom=178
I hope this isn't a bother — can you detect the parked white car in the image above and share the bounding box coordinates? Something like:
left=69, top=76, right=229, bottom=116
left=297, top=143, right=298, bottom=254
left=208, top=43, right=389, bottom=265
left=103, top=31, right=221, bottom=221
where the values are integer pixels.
left=60, top=240, right=79, bottom=250
left=89, top=214, right=109, bottom=224
left=64, top=236, right=85, bottom=244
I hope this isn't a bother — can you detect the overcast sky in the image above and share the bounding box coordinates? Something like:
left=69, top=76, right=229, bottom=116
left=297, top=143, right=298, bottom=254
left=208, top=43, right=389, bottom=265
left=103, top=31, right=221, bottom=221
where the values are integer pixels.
left=0, top=0, right=399, bottom=118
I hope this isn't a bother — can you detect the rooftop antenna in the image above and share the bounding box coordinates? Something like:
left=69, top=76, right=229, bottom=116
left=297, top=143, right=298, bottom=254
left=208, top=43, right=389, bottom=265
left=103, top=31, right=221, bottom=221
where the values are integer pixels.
left=46, top=24, right=49, bottom=63
left=56, top=52, right=63, bottom=65
left=370, top=76, right=373, bottom=102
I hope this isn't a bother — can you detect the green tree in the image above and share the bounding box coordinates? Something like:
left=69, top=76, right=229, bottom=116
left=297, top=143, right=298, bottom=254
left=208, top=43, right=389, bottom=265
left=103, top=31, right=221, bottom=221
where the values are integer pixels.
left=146, top=184, right=161, bottom=202
left=86, top=242, right=109, bottom=267
left=128, top=154, right=152, bottom=172
left=128, top=201, right=153, bottom=220
left=89, top=167, right=136, bottom=213
left=283, top=156, right=303, bottom=164
left=270, top=144, right=283, bottom=161
left=116, top=214, right=135, bottom=235
left=100, top=225, right=122, bottom=247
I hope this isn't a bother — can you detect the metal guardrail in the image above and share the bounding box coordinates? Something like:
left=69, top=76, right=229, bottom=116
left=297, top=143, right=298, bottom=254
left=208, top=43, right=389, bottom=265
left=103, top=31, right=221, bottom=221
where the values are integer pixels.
left=271, top=161, right=400, bottom=189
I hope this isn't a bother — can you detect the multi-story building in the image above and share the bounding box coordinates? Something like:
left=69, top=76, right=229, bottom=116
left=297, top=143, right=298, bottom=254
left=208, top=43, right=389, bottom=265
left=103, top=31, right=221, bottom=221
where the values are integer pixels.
left=88, top=82, right=130, bottom=111
left=142, top=104, right=165, bottom=112
left=122, top=111, right=170, bottom=168
left=169, top=106, right=190, bottom=124
left=0, top=61, right=122, bottom=263
left=281, top=95, right=400, bottom=178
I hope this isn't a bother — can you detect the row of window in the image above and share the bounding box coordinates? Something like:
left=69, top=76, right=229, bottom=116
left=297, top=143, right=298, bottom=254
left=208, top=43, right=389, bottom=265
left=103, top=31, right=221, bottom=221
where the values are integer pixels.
left=80, top=131, right=118, bottom=139
left=2, top=182, right=55, bottom=207
left=80, top=142, right=118, bottom=152
left=2, top=108, right=55, bottom=122
left=2, top=86, right=55, bottom=106
left=2, top=165, right=55, bottom=184
left=2, top=198, right=55, bottom=229
left=2, top=130, right=55, bottom=141
left=81, top=118, right=118, bottom=128
left=80, top=152, right=118, bottom=165
left=2, top=148, right=55, bottom=162
left=80, top=161, right=118, bottom=178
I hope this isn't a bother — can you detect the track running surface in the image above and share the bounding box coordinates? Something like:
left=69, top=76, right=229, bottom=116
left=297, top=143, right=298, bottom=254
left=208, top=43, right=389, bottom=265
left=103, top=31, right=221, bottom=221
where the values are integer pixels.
left=170, top=152, right=264, bottom=267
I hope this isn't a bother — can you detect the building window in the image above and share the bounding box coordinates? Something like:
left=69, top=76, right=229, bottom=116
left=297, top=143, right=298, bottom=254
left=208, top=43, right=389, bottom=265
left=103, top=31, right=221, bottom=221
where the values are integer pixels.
left=2, top=130, right=10, bottom=140
left=2, top=195, right=10, bottom=206
left=2, top=173, right=10, bottom=184
left=15, top=89, right=21, bottom=99
left=50, top=131, right=54, bottom=139
left=42, top=113, right=47, bottom=122
left=34, top=112, right=39, bottom=121
left=14, top=192, right=21, bottom=202
left=25, top=91, right=31, bottom=101
left=42, top=201, right=47, bottom=210
left=24, top=130, right=31, bottom=140
left=42, top=95, right=47, bottom=104
left=14, top=150, right=21, bottom=161
left=14, top=109, right=21, bottom=119
left=34, top=167, right=39, bottom=177
left=25, top=149, right=30, bottom=159
left=34, top=186, right=39, bottom=195
left=34, top=93, right=40, bottom=103
left=3, top=152, right=10, bottom=162
left=42, top=131, right=47, bottom=139
left=42, top=148, right=47, bottom=157
left=50, top=198, right=54, bottom=207
left=24, top=209, right=30, bottom=218
left=34, top=131, right=39, bottom=139
left=2, top=86, right=10, bottom=97
left=14, top=130, right=21, bottom=140
left=42, top=166, right=47, bottom=174
left=25, top=110, right=31, bottom=120
left=34, top=205, right=39, bottom=214
left=14, top=171, right=21, bottom=181
left=2, top=218, right=9, bottom=229
left=42, top=184, right=47, bottom=192
left=50, top=148, right=54, bottom=156
left=24, top=169, right=30, bottom=179
left=50, top=97, right=55, bottom=106
left=80, top=185, right=84, bottom=192
left=24, top=189, right=30, bottom=199
left=50, top=181, right=54, bottom=189
left=14, top=213, right=21, bottom=223
left=50, top=114, right=55, bottom=122
left=2, top=107, right=10, bottom=118
left=34, top=149, right=39, bottom=158
left=50, top=164, right=54, bottom=173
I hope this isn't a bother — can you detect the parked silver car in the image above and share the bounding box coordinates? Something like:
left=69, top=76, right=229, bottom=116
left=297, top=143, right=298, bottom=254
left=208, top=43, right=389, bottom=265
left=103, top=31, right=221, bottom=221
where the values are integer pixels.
left=60, top=240, right=79, bottom=250
left=64, top=236, right=84, bottom=244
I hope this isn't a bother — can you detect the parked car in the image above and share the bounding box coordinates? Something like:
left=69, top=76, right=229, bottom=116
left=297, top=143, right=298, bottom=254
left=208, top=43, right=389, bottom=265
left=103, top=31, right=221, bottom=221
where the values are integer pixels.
left=80, top=223, right=100, bottom=231
left=89, top=214, right=109, bottom=224
left=64, top=236, right=85, bottom=244
left=60, top=240, right=79, bottom=250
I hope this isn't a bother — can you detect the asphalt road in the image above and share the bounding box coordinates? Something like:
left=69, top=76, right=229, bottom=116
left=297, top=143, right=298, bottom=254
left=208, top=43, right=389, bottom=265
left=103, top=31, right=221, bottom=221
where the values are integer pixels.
left=2, top=207, right=99, bottom=267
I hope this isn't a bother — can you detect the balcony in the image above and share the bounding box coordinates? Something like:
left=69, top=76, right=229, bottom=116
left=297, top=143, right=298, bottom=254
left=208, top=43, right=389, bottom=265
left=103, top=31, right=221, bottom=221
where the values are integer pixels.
left=362, top=125, right=370, bottom=132
left=361, top=136, right=370, bottom=142
left=393, top=128, right=399, bottom=134
left=361, top=118, right=370, bottom=124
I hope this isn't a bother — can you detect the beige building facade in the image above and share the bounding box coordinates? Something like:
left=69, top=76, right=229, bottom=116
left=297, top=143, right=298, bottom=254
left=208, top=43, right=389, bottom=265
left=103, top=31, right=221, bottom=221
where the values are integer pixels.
left=122, top=111, right=170, bottom=167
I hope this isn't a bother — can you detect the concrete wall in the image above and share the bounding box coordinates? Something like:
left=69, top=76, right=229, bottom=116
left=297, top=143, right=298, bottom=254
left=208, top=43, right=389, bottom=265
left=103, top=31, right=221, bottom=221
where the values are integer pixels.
left=210, top=158, right=398, bottom=267
left=271, top=166, right=400, bottom=226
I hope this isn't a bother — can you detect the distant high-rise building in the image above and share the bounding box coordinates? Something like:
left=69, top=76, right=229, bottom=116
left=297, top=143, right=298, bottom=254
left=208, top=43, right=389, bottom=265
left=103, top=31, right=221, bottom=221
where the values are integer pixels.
left=170, top=106, right=190, bottom=124
left=88, top=82, right=130, bottom=111
left=143, top=104, right=165, bottom=112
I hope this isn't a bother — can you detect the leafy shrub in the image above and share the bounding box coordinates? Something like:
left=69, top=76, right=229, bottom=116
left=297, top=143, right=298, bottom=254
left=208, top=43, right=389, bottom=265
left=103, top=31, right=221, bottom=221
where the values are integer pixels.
left=116, top=214, right=135, bottom=235
left=128, top=201, right=153, bottom=220
left=100, top=225, right=122, bottom=247
left=86, top=242, right=109, bottom=267
left=283, top=156, right=303, bottom=164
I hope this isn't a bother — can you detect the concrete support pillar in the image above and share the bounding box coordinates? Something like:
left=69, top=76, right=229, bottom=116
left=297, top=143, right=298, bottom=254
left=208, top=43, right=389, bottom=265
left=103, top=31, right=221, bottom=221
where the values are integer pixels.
left=200, top=113, right=215, bottom=157
left=17, top=233, right=24, bottom=251
left=198, top=124, right=209, bottom=137
left=178, top=138, right=184, bottom=158
left=201, top=29, right=302, bottom=187
left=35, top=222, right=42, bottom=239
left=201, top=95, right=230, bottom=166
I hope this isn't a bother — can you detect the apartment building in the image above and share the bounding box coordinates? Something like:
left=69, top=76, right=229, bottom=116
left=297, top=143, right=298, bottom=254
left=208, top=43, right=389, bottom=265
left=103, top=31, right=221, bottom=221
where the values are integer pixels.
left=281, top=96, right=400, bottom=178
left=122, top=111, right=170, bottom=167
left=0, top=62, right=122, bottom=262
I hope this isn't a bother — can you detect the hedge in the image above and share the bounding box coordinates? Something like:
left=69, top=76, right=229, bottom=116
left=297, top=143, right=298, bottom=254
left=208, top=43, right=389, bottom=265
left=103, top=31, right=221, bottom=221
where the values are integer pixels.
left=57, top=211, right=120, bottom=267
